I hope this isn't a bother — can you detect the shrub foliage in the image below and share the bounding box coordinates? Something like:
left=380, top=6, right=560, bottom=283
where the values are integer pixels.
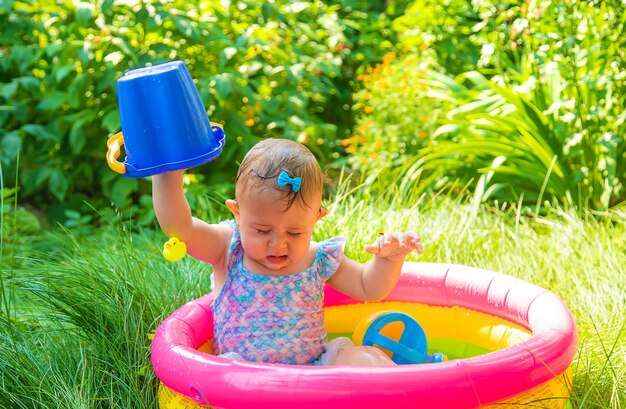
left=350, top=0, right=626, bottom=212
left=0, top=0, right=398, bottom=221
left=1, top=0, right=625, bottom=220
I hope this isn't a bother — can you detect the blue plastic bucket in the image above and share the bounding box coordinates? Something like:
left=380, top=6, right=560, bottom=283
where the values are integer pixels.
left=106, top=60, right=225, bottom=178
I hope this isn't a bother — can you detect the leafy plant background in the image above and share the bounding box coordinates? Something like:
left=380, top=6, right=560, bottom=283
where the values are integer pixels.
left=0, top=0, right=405, bottom=225
left=2, top=0, right=625, bottom=225
left=350, top=0, right=626, bottom=212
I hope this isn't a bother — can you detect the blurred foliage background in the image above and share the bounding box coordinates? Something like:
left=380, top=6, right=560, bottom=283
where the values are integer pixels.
left=1, top=0, right=625, bottom=232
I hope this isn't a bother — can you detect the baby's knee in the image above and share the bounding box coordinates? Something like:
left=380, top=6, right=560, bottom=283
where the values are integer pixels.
left=335, top=346, right=395, bottom=366
left=360, top=346, right=395, bottom=365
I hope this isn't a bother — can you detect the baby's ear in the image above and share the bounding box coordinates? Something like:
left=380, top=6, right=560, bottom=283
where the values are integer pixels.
left=317, top=207, right=328, bottom=221
left=225, top=199, right=240, bottom=220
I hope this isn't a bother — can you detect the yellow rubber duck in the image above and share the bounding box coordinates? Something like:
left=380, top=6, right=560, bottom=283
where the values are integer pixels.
left=162, top=237, right=187, bottom=262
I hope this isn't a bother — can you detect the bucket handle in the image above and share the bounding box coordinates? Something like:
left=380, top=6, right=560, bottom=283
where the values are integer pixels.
left=106, top=132, right=127, bottom=174
left=106, top=123, right=224, bottom=175
left=211, top=122, right=224, bottom=136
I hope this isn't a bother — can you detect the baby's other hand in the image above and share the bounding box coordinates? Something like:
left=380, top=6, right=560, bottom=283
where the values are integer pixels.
left=365, top=232, right=423, bottom=262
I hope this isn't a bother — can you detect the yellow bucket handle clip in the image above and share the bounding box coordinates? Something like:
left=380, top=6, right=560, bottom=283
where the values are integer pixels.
left=106, top=132, right=127, bottom=175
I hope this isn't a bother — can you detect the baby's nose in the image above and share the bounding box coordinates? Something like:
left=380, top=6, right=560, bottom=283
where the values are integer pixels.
left=270, top=234, right=288, bottom=250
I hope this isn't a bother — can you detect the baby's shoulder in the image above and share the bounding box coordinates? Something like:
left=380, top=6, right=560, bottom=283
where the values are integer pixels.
left=316, top=236, right=346, bottom=255
left=310, top=236, right=346, bottom=278
left=218, top=219, right=238, bottom=232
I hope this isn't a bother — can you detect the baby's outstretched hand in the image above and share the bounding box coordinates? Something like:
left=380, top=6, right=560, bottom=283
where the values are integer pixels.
left=365, top=232, right=424, bottom=262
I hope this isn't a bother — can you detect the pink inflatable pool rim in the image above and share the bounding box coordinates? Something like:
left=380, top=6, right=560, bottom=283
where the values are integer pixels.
left=151, top=262, right=577, bottom=409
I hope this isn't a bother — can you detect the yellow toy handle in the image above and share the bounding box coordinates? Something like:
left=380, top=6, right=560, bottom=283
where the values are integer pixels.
left=106, top=132, right=127, bottom=174
left=211, top=122, right=224, bottom=133
left=106, top=123, right=222, bottom=176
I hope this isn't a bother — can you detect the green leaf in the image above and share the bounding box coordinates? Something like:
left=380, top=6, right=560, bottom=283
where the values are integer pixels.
left=214, top=76, right=232, bottom=99
left=234, top=35, right=248, bottom=49
left=102, top=109, right=120, bottom=133
left=24, top=167, right=53, bottom=194
left=76, top=3, right=94, bottom=27
left=111, top=37, right=138, bottom=65
left=226, top=112, right=251, bottom=139
left=17, top=76, right=40, bottom=94
left=69, top=126, right=86, bottom=154
left=100, top=0, right=113, bottom=14
left=36, top=91, right=68, bottom=111
left=457, top=71, right=489, bottom=89
left=49, top=169, right=69, bottom=201
left=55, top=65, right=75, bottom=83
left=447, top=94, right=502, bottom=116
left=1, top=81, right=18, bottom=99
left=432, top=124, right=461, bottom=139
left=22, top=124, right=60, bottom=142
left=45, top=43, right=63, bottom=58
left=68, top=74, right=88, bottom=109
left=261, top=2, right=282, bottom=21
left=172, top=15, right=199, bottom=40
left=64, top=209, right=81, bottom=220
left=66, top=109, right=96, bottom=154
left=1, top=131, right=22, bottom=161
left=0, top=0, right=15, bottom=12
left=267, top=46, right=291, bottom=63
left=10, top=46, right=35, bottom=71
left=1, top=187, right=18, bottom=199
left=137, top=200, right=155, bottom=226
left=111, top=177, right=137, bottom=208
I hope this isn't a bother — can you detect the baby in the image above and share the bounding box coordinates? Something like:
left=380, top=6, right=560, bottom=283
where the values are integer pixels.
left=152, top=138, right=423, bottom=366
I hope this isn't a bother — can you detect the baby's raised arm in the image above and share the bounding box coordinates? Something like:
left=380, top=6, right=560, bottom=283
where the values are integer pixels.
left=327, top=232, right=423, bottom=302
left=152, top=170, right=231, bottom=266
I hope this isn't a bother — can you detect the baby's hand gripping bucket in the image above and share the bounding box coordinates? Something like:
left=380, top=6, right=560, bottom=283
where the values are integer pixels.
left=106, top=60, right=225, bottom=177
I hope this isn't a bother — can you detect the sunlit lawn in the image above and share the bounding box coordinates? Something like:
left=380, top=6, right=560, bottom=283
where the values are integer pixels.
left=1, top=188, right=624, bottom=408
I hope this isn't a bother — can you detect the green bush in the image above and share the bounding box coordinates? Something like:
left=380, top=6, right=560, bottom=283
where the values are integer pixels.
left=345, top=51, right=452, bottom=184
left=421, top=0, right=626, bottom=212
left=350, top=0, right=626, bottom=212
left=0, top=0, right=399, bottom=223
left=392, top=0, right=522, bottom=77
left=516, top=1, right=626, bottom=210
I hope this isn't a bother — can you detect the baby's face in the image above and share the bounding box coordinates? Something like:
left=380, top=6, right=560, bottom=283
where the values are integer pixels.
left=232, top=187, right=323, bottom=274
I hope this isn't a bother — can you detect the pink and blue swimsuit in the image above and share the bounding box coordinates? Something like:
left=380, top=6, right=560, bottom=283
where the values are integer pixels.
left=211, top=220, right=346, bottom=365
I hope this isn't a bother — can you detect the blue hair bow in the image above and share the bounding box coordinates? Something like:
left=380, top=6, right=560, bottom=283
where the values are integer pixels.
left=277, top=171, right=301, bottom=192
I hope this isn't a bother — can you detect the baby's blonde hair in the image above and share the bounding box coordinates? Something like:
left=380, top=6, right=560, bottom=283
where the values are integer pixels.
left=235, top=139, right=324, bottom=210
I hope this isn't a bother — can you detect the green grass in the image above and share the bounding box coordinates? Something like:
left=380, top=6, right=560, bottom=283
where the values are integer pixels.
left=1, top=187, right=625, bottom=408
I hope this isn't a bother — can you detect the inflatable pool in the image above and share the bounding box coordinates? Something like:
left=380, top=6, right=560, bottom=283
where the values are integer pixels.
left=151, top=262, right=577, bottom=409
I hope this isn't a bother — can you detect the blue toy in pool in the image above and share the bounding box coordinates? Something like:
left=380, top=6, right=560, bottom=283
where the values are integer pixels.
left=360, top=311, right=446, bottom=365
